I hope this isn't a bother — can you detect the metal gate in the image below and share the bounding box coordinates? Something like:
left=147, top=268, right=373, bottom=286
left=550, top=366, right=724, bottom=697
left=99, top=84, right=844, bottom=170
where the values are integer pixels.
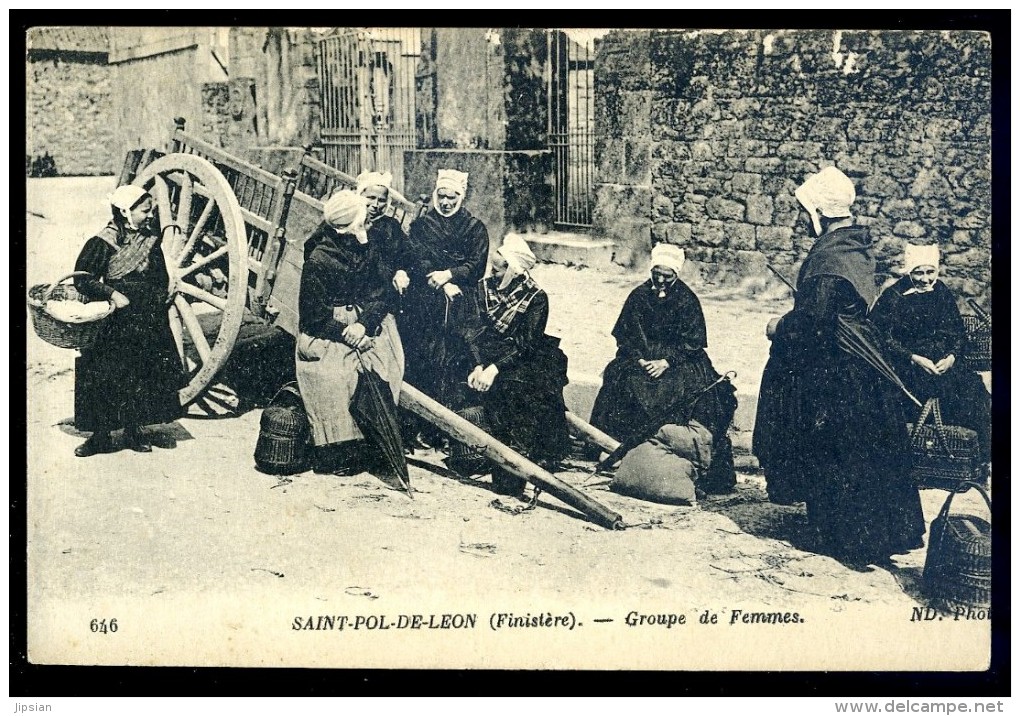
left=548, top=30, right=595, bottom=229
left=317, top=28, right=420, bottom=192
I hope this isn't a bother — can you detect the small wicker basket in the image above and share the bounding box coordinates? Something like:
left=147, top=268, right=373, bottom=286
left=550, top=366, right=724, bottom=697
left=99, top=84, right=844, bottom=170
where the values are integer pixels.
left=28, top=271, right=115, bottom=350
left=961, top=298, right=991, bottom=372
left=254, top=383, right=310, bottom=475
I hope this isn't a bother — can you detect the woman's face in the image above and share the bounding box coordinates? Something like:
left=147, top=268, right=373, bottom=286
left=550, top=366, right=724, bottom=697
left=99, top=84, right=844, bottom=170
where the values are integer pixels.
left=362, top=185, right=388, bottom=221
left=651, top=265, right=677, bottom=288
left=909, top=265, right=938, bottom=291
left=126, top=196, right=155, bottom=230
left=436, top=189, right=461, bottom=216
left=491, top=251, right=509, bottom=279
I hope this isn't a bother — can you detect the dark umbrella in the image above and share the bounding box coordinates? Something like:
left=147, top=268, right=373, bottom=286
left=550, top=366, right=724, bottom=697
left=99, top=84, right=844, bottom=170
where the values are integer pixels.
left=835, top=315, right=922, bottom=408
left=595, top=371, right=737, bottom=472
left=351, top=351, right=413, bottom=498
left=763, top=262, right=921, bottom=408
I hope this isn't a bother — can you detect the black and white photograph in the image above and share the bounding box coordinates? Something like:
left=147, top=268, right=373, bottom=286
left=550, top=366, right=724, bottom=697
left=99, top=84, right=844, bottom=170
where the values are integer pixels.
left=20, top=21, right=1003, bottom=683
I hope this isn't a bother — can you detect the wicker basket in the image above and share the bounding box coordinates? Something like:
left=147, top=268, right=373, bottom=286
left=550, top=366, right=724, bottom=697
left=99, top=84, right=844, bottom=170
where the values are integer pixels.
left=254, top=383, right=310, bottom=475
left=446, top=405, right=491, bottom=476
left=961, top=298, right=991, bottom=372
left=923, top=481, right=991, bottom=611
left=28, top=272, right=115, bottom=350
left=908, top=398, right=982, bottom=491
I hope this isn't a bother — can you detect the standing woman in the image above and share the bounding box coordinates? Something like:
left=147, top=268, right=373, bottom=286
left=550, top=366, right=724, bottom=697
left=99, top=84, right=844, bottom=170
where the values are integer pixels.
left=295, top=190, right=404, bottom=474
left=357, top=170, right=412, bottom=299
left=753, top=166, right=924, bottom=564
left=403, top=169, right=489, bottom=409
left=72, top=185, right=185, bottom=456
left=448, top=235, right=571, bottom=495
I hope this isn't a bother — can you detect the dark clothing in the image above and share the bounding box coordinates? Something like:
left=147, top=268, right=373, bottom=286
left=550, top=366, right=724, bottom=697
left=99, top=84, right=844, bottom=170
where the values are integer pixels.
left=299, top=222, right=393, bottom=339
left=590, top=279, right=737, bottom=492
left=799, top=225, right=879, bottom=306
left=753, top=226, right=924, bottom=562
left=368, top=214, right=412, bottom=283
left=448, top=275, right=571, bottom=469
left=591, top=280, right=736, bottom=443
left=73, top=224, right=185, bottom=433
left=871, top=277, right=991, bottom=461
left=402, top=208, right=489, bottom=404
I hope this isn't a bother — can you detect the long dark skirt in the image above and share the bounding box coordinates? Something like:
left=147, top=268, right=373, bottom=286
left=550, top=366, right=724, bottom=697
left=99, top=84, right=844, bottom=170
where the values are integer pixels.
left=454, top=335, right=571, bottom=465
left=755, top=347, right=925, bottom=561
left=74, top=294, right=183, bottom=433
left=591, top=349, right=736, bottom=445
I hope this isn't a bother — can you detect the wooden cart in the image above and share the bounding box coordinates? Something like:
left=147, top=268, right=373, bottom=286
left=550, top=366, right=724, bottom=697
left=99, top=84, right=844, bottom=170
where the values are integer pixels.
left=121, top=120, right=623, bottom=528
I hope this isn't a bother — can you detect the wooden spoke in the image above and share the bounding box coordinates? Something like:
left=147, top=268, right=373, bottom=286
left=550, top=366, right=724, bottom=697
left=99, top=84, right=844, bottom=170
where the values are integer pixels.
left=149, top=175, right=177, bottom=237
left=178, top=281, right=229, bottom=311
left=174, top=295, right=212, bottom=363
left=175, top=170, right=195, bottom=248
left=178, top=199, right=216, bottom=267
left=180, top=245, right=229, bottom=278
left=135, top=153, right=248, bottom=407
left=167, top=302, right=186, bottom=370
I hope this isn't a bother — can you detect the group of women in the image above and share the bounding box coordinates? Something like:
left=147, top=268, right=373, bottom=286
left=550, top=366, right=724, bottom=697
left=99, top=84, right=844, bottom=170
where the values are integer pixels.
left=69, top=163, right=991, bottom=568
left=753, top=166, right=991, bottom=565
left=292, top=168, right=576, bottom=495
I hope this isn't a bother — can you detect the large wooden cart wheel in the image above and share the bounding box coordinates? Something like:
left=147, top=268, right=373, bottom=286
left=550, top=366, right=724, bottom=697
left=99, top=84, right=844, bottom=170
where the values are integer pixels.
left=133, top=154, right=248, bottom=408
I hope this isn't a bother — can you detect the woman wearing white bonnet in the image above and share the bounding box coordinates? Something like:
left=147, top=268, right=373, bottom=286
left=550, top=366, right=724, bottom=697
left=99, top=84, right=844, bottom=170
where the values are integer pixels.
left=753, top=164, right=925, bottom=564
left=871, top=242, right=991, bottom=468
left=590, top=242, right=738, bottom=494
left=295, top=189, right=406, bottom=476
left=443, top=234, right=571, bottom=495
left=401, top=168, right=490, bottom=443
left=356, top=170, right=413, bottom=296
left=70, top=184, right=185, bottom=457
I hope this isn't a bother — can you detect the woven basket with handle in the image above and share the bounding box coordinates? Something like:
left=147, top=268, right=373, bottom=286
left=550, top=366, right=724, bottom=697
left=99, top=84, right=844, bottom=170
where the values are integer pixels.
left=28, top=271, right=115, bottom=350
left=254, top=382, right=310, bottom=475
left=907, top=398, right=982, bottom=491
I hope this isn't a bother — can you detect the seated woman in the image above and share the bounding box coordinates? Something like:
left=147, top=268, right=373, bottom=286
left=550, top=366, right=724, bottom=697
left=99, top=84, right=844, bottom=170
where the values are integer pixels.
left=871, top=243, right=991, bottom=467
left=447, top=235, right=571, bottom=496
left=72, top=185, right=185, bottom=456
left=590, top=243, right=737, bottom=493
left=295, top=190, right=405, bottom=476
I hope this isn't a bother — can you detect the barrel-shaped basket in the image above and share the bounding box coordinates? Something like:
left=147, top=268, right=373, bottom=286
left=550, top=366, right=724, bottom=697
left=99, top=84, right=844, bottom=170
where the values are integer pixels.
left=923, top=481, right=992, bottom=612
left=28, top=272, right=115, bottom=350
left=961, top=298, right=991, bottom=372
left=254, top=383, right=310, bottom=475
left=446, top=405, right=491, bottom=477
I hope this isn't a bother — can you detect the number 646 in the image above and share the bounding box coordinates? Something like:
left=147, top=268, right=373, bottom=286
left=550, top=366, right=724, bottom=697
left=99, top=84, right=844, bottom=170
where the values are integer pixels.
left=89, top=618, right=118, bottom=634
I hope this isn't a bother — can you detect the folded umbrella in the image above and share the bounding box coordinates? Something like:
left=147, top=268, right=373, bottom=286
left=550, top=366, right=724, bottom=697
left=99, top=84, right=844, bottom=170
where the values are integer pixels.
left=596, top=371, right=737, bottom=472
left=351, top=352, right=413, bottom=498
left=835, top=315, right=922, bottom=408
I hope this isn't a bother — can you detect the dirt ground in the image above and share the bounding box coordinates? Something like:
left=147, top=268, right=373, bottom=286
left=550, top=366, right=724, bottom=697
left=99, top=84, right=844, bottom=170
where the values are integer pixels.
left=24, top=177, right=991, bottom=670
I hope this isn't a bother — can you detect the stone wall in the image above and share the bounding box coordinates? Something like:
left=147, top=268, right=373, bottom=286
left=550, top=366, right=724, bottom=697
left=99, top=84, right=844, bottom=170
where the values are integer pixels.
left=111, top=47, right=205, bottom=163
left=595, top=29, right=992, bottom=303
left=26, top=55, right=114, bottom=176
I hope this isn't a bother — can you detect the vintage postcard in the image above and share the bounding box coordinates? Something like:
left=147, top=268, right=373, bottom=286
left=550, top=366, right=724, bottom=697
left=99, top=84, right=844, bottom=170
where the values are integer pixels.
left=23, top=25, right=997, bottom=674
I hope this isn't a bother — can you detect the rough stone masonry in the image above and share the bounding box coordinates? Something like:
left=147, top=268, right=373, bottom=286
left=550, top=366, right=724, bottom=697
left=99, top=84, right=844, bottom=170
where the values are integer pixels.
left=594, top=29, right=991, bottom=306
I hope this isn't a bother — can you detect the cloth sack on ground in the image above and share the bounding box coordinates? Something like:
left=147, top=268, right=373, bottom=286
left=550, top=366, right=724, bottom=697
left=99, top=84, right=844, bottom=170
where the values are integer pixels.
left=654, top=419, right=713, bottom=470
left=612, top=440, right=698, bottom=505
